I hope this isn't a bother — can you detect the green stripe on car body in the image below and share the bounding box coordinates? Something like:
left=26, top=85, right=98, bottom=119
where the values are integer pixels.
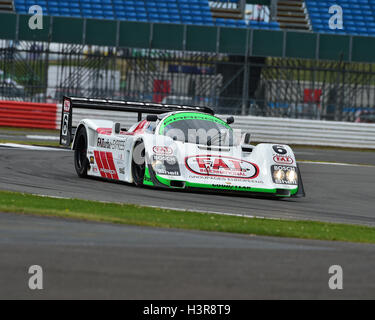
left=143, top=167, right=155, bottom=186
left=154, top=174, right=298, bottom=196
left=154, top=174, right=172, bottom=186
left=185, top=181, right=298, bottom=196
left=159, top=112, right=231, bottom=134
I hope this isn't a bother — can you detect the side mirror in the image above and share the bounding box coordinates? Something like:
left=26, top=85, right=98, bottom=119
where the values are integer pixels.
left=243, top=132, right=251, bottom=145
left=146, top=114, right=159, bottom=122
left=226, top=116, right=234, bottom=125
left=114, top=122, right=121, bottom=134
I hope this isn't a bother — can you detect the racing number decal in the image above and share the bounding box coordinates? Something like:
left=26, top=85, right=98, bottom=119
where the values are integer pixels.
left=62, top=114, right=69, bottom=136
left=60, top=98, right=72, bottom=146
left=272, top=145, right=287, bottom=155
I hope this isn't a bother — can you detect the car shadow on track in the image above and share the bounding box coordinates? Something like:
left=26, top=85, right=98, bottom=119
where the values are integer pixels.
left=85, top=175, right=301, bottom=202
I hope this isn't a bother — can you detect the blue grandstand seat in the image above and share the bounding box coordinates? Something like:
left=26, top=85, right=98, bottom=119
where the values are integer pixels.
left=306, top=0, right=375, bottom=36
left=137, top=13, right=147, bottom=19
left=147, top=7, right=157, bottom=14
left=135, top=7, right=146, bottom=13
left=14, top=0, right=280, bottom=31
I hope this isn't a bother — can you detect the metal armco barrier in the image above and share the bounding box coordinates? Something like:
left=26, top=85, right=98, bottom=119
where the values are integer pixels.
left=2, top=102, right=375, bottom=149
left=63, top=104, right=375, bottom=149
left=0, top=100, right=58, bottom=130
left=228, top=116, right=375, bottom=149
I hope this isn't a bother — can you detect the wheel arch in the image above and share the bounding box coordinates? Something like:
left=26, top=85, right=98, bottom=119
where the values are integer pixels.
left=73, top=124, right=89, bottom=178
left=131, top=138, right=146, bottom=185
left=72, top=124, right=87, bottom=150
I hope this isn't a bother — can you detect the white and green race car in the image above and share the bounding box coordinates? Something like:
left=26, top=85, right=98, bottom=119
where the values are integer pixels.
left=60, top=97, right=305, bottom=198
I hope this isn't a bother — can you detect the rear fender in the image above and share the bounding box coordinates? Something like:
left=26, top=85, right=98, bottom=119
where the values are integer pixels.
left=72, top=123, right=86, bottom=150
left=72, top=119, right=113, bottom=150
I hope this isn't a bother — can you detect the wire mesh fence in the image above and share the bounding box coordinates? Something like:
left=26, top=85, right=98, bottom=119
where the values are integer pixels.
left=1, top=39, right=375, bottom=122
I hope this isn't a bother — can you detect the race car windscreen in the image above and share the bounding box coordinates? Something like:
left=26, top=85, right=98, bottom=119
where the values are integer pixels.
left=160, top=113, right=236, bottom=146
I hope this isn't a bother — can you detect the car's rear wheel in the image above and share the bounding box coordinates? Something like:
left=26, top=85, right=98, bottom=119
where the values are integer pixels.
left=74, top=127, right=89, bottom=178
left=132, top=141, right=145, bottom=186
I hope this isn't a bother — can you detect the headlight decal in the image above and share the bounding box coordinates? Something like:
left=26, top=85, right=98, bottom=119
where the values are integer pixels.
left=271, top=165, right=298, bottom=185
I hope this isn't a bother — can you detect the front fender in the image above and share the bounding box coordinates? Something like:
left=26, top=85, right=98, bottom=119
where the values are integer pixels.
left=250, top=143, right=304, bottom=197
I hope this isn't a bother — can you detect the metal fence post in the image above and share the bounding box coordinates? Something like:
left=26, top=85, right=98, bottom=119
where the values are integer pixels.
left=270, top=0, right=278, bottom=22
left=241, top=29, right=250, bottom=115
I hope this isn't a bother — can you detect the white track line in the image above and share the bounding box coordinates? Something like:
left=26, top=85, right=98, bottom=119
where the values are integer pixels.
left=26, top=135, right=59, bottom=141
left=0, top=143, right=69, bottom=151
left=1, top=143, right=373, bottom=167
left=298, top=160, right=375, bottom=168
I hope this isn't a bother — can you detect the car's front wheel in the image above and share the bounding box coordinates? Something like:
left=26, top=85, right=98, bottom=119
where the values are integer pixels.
left=74, top=127, right=89, bottom=178
left=132, top=141, right=145, bottom=186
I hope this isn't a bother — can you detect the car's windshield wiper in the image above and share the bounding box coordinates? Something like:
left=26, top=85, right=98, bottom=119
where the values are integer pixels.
left=207, top=131, right=227, bottom=146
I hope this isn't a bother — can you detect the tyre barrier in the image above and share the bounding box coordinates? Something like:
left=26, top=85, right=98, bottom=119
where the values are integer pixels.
left=0, top=100, right=58, bottom=130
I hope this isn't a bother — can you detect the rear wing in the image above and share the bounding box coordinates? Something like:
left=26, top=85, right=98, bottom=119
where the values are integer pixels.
left=59, top=96, right=214, bottom=147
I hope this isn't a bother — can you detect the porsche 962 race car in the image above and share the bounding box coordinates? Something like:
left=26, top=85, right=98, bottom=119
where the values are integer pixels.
left=60, top=97, right=305, bottom=198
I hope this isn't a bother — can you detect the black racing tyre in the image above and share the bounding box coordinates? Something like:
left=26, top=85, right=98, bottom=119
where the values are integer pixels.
left=131, top=141, right=145, bottom=186
left=74, top=127, right=89, bottom=178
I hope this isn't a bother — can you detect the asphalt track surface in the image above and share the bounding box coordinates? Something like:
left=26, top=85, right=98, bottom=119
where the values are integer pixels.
left=0, top=146, right=374, bottom=225
left=1, top=212, right=375, bottom=299
left=1, top=145, right=375, bottom=299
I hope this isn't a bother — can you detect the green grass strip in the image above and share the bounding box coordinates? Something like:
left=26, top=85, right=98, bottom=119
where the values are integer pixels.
left=1, top=190, right=375, bottom=243
left=0, top=140, right=60, bottom=147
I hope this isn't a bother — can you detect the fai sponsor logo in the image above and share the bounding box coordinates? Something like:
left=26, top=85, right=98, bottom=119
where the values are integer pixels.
left=185, top=155, right=259, bottom=179
left=63, top=99, right=70, bottom=112
left=273, top=155, right=293, bottom=165
left=153, top=146, right=173, bottom=155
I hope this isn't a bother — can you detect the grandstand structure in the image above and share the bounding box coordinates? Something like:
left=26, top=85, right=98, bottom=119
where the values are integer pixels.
left=307, top=0, right=375, bottom=36
left=12, top=0, right=281, bottom=29
left=0, top=0, right=13, bottom=11
left=0, top=0, right=375, bottom=121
